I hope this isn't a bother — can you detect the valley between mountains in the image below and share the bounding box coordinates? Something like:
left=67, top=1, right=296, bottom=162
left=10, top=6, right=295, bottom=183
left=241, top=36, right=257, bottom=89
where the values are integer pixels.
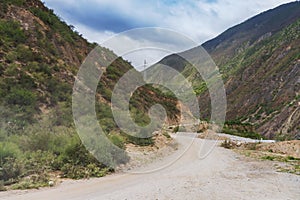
left=0, top=0, right=299, bottom=198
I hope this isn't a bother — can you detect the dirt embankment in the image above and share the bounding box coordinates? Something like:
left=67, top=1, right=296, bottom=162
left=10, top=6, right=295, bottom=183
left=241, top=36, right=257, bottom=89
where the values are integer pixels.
left=253, top=140, right=300, bottom=158
left=1, top=133, right=299, bottom=200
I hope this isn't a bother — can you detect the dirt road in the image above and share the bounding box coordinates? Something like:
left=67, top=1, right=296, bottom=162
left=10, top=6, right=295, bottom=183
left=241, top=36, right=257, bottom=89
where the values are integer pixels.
left=1, top=133, right=299, bottom=200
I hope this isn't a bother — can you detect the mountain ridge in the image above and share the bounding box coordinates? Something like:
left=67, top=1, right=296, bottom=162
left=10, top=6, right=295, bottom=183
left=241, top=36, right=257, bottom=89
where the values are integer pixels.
left=157, top=1, right=300, bottom=139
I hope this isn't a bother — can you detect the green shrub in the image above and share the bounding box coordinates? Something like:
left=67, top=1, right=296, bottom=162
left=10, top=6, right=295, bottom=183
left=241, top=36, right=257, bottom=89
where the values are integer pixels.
left=193, top=82, right=208, bottom=95
left=86, top=164, right=109, bottom=177
left=59, top=136, right=105, bottom=167
left=20, top=132, right=52, bottom=152
left=0, top=142, right=21, bottom=164
left=163, top=132, right=171, bottom=138
left=96, top=103, right=113, bottom=119
left=5, top=51, right=17, bottom=63
left=51, top=102, right=73, bottom=127
left=3, top=63, right=19, bottom=76
left=0, top=64, right=4, bottom=76
left=130, top=106, right=151, bottom=126
left=61, top=164, right=109, bottom=179
left=261, top=155, right=275, bottom=161
left=0, top=180, right=6, bottom=191
left=109, top=134, right=125, bottom=149
left=46, top=78, right=71, bottom=104
left=126, top=135, right=154, bottom=146
left=29, top=7, right=77, bottom=44
left=61, top=164, right=87, bottom=179
left=10, top=179, right=48, bottom=190
left=173, top=126, right=179, bottom=133
left=222, top=127, right=263, bottom=140
left=18, top=73, right=36, bottom=89
left=5, top=88, right=37, bottom=106
left=2, top=0, right=25, bottom=6
left=0, top=19, right=26, bottom=45
left=0, top=142, right=23, bottom=183
left=22, top=151, right=55, bottom=177
left=287, top=156, right=299, bottom=161
left=0, top=157, right=23, bottom=183
left=58, top=135, right=110, bottom=177
left=15, top=45, right=34, bottom=62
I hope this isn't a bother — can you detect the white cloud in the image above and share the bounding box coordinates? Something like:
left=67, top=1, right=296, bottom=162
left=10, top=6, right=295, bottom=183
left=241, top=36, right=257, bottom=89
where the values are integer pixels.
left=44, top=0, right=295, bottom=68
left=44, top=0, right=295, bottom=42
left=74, top=23, right=115, bottom=44
left=98, top=28, right=198, bottom=69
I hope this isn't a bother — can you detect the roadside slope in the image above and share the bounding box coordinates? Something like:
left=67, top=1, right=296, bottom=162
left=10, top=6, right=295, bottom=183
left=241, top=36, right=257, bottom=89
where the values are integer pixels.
left=1, top=135, right=299, bottom=200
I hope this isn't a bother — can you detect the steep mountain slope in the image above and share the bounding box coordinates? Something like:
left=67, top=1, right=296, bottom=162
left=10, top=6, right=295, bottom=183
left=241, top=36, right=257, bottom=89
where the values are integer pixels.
left=203, top=1, right=300, bottom=65
left=0, top=0, right=179, bottom=189
left=157, top=1, right=300, bottom=139
left=0, top=0, right=179, bottom=136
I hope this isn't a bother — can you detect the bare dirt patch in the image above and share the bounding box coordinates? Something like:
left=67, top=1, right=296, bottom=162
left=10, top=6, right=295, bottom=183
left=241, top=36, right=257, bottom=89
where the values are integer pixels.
left=222, top=140, right=300, bottom=175
left=117, top=131, right=178, bottom=171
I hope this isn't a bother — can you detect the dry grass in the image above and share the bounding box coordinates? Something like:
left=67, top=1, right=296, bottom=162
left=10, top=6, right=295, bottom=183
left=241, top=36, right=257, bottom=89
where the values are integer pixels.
left=223, top=140, right=300, bottom=175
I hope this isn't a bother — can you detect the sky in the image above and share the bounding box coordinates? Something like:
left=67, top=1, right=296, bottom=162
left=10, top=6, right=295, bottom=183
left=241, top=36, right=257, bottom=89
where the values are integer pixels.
left=43, top=0, right=295, bottom=70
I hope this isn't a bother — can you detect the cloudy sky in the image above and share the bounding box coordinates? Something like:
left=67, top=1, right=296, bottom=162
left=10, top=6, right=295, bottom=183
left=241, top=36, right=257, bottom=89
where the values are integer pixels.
left=43, top=0, right=294, bottom=69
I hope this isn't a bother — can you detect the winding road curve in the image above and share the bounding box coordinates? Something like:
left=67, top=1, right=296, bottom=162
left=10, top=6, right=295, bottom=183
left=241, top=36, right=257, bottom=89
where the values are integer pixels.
left=1, top=134, right=299, bottom=200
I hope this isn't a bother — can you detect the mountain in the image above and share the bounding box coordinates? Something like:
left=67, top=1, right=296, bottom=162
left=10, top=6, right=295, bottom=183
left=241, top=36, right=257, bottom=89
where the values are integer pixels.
left=0, top=0, right=179, bottom=189
left=203, top=1, right=300, bottom=63
left=0, top=0, right=179, bottom=138
left=157, top=1, right=300, bottom=139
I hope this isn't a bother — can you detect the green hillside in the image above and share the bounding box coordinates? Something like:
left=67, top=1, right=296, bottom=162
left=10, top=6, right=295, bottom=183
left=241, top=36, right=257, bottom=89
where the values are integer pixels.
left=157, top=2, right=300, bottom=139
left=0, top=0, right=179, bottom=190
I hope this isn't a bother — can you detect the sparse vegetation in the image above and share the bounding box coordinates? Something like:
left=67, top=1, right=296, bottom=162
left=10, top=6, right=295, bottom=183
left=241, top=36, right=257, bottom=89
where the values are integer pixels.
left=0, top=0, right=180, bottom=190
left=0, top=118, right=112, bottom=189
left=162, top=132, right=171, bottom=139
left=220, top=140, right=237, bottom=149
left=173, top=126, right=179, bottom=133
left=224, top=139, right=300, bottom=176
left=0, top=19, right=26, bottom=45
left=261, top=155, right=275, bottom=161
left=159, top=5, right=300, bottom=138
left=222, top=127, right=263, bottom=140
